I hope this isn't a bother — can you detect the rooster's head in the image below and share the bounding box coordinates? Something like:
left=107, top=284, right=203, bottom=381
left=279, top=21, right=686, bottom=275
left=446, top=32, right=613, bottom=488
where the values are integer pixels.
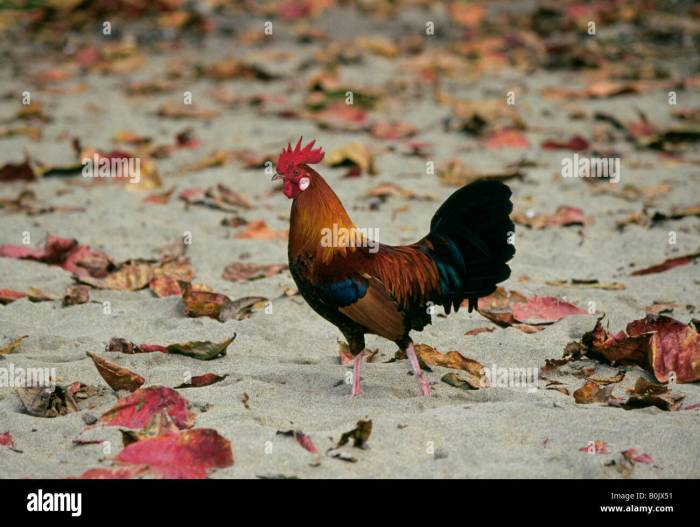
left=273, top=137, right=324, bottom=199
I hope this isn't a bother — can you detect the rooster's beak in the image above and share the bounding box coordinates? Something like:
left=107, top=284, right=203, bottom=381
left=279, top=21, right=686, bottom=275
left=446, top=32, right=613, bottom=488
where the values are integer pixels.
left=271, top=173, right=283, bottom=182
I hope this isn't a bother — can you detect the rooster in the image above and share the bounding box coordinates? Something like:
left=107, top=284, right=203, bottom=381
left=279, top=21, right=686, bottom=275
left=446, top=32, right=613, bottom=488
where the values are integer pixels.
left=273, top=138, right=515, bottom=397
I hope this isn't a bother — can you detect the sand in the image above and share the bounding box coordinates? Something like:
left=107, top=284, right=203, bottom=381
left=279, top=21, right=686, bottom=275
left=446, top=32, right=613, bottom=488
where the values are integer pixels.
left=1, top=4, right=699, bottom=479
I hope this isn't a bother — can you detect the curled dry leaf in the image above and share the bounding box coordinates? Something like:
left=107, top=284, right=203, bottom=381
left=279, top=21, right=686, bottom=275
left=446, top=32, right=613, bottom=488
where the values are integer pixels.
left=17, top=383, right=100, bottom=418
left=336, top=420, right=373, bottom=449
left=100, top=385, right=195, bottom=430
left=175, top=373, right=228, bottom=389
left=578, top=315, right=700, bottom=383
left=326, top=142, right=376, bottom=176
left=477, top=287, right=586, bottom=329
left=404, top=344, right=486, bottom=383
left=611, top=377, right=685, bottom=412
left=442, top=372, right=483, bottom=390
left=63, top=285, right=90, bottom=306
left=277, top=429, right=318, bottom=454
left=86, top=352, right=145, bottom=392
left=573, top=380, right=614, bottom=404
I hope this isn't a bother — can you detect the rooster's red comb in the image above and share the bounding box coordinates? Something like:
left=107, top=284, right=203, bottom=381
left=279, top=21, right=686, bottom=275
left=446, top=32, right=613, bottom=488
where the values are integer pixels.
left=276, top=137, right=324, bottom=175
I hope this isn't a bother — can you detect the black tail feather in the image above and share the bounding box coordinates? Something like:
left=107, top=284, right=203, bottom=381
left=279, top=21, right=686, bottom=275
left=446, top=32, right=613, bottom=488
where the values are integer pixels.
left=428, top=179, right=515, bottom=313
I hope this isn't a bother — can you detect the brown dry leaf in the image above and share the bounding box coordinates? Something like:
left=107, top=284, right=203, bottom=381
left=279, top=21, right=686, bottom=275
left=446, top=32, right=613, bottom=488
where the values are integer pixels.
left=412, top=344, right=486, bottom=383
left=441, top=371, right=483, bottom=390
left=222, top=262, right=287, bottom=282
left=234, top=220, right=288, bottom=241
left=355, top=36, right=399, bottom=58
left=438, top=159, right=523, bottom=187
left=613, top=377, right=685, bottom=411
left=63, top=285, right=90, bottom=306
left=573, top=381, right=614, bottom=404
left=87, top=352, right=145, bottom=392
left=157, top=101, right=218, bottom=120
left=336, top=420, right=372, bottom=449
left=174, top=373, right=228, bottom=389
left=326, top=143, right=376, bottom=176
left=17, top=383, right=100, bottom=418
left=79, top=261, right=154, bottom=291
left=586, top=370, right=626, bottom=385
left=364, top=182, right=435, bottom=201
left=0, top=336, right=28, bottom=356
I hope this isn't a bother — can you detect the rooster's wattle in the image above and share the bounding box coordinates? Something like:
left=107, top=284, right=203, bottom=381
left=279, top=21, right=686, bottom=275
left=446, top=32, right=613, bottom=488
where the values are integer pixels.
left=273, top=138, right=515, bottom=397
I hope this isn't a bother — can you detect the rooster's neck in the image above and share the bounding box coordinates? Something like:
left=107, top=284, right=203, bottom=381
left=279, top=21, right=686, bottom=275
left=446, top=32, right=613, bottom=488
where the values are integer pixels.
left=289, top=167, right=355, bottom=258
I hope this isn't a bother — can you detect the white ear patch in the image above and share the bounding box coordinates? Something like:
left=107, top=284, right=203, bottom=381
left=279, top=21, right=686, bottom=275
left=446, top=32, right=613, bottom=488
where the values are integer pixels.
left=298, top=177, right=310, bottom=191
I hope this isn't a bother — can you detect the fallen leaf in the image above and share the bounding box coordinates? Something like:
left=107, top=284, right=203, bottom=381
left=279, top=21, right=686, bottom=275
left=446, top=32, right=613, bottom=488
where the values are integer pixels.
left=100, top=385, right=194, bottom=430
left=577, top=315, right=700, bottom=383
left=464, top=327, right=495, bottom=337
left=630, top=252, right=700, bottom=276
left=441, top=372, right=482, bottom=390
left=573, top=381, right=614, bottom=404
left=326, top=143, right=376, bottom=176
left=114, top=428, right=233, bottom=479
left=87, top=352, right=145, bottom=392
left=277, top=429, right=318, bottom=454
left=63, top=285, right=90, bottom=306
left=234, top=220, right=287, bottom=241
left=175, top=373, right=228, bottom=389
left=336, top=420, right=372, bottom=449
left=222, top=262, right=287, bottom=282
left=0, top=336, right=27, bottom=356
left=621, top=448, right=654, bottom=465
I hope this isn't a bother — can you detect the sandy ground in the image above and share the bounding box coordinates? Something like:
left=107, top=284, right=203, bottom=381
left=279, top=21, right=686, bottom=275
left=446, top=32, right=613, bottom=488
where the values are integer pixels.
left=1, top=4, right=699, bottom=478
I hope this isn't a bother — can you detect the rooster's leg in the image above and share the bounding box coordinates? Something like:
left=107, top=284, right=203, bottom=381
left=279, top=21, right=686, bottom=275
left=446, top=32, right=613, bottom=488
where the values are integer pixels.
left=350, top=352, right=363, bottom=397
left=405, top=342, right=431, bottom=397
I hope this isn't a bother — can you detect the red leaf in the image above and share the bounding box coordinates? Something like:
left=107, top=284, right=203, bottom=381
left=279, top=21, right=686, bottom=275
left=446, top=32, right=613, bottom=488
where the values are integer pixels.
left=100, top=386, right=194, bottom=430
left=484, top=128, right=529, bottom=148
left=622, top=448, right=654, bottom=465
left=175, top=373, right=228, bottom=389
left=464, top=327, right=495, bottom=337
left=541, top=135, right=590, bottom=151
left=75, top=466, right=147, bottom=479
left=512, top=296, right=587, bottom=324
left=630, top=252, right=700, bottom=276
left=114, top=429, right=233, bottom=479
left=0, top=432, right=14, bottom=448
